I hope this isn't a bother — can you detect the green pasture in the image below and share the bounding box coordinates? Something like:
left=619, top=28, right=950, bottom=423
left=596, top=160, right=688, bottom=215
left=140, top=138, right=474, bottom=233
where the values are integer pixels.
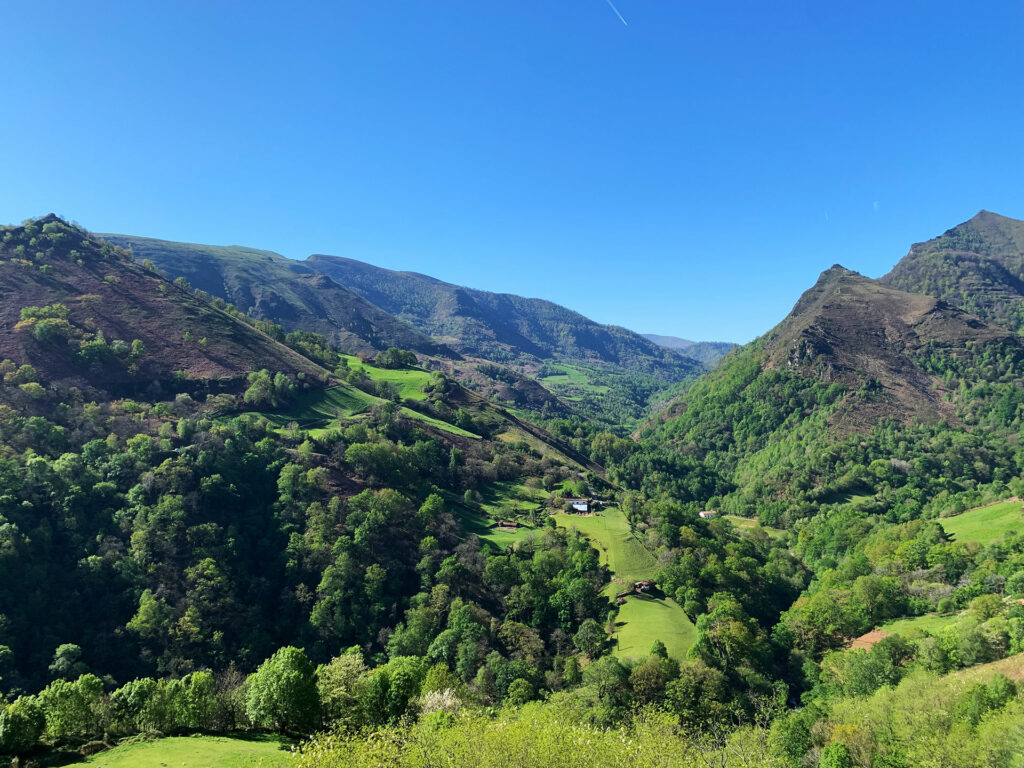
left=538, top=364, right=611, bottom=395
left=245, top=383, right=478, bottom=439
left=339, top=354, right=433, bottom=400
left=725, top=514, right=786, bottom=539
left=61, top=734, right=294, bottom=768
left=555, top=506, right=696, bottom=660
left=881, top=611, right=959, bottom=637
left=451, top=481, right=548, bottom=548
left=941, top=499, right=1024, bottom=545
left=614, top=596, right=699, bottom=661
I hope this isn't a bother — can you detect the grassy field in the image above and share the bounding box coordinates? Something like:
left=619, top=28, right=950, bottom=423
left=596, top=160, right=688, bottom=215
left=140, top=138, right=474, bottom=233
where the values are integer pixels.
left=340, top=354, right=433, bottom=400
left=724, top=514, right=785, bottom=539
left=538, top=364, right=611, bottom=399
left=451, top=482, right=548, bottom=548
left=941, top=499, right=1024, bottom=545
left=62, top=734, right=294, bottom=767
left=246, top=383, right=479, bottom=439
left=881, top=611, right=960, bottom=636
left=478, top=481, right=548, bottom=519
left=615, top=596, right=698, bottom=661
left=555, top=506, right=696, bottom=660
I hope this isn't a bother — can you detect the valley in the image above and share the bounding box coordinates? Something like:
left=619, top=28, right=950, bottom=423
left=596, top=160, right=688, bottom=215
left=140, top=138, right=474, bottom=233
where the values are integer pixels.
left=2, top=212, right=1024, bottom=768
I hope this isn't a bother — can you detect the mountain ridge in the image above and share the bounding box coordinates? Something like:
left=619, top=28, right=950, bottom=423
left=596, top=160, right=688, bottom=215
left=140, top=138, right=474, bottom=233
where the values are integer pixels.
left=881, top=210, right=1024, bottom=331
left=99, top=234, right=453, bottom=359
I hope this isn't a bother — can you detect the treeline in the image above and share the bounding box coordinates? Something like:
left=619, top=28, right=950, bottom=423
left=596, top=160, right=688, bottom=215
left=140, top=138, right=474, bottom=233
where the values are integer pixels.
left=290, top=660, right=1024, bottom=768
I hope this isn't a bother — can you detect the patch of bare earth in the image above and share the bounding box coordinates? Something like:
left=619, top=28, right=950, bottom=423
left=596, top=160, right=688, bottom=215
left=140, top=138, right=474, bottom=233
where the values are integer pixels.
left=849, top=629, right=889, bottom=651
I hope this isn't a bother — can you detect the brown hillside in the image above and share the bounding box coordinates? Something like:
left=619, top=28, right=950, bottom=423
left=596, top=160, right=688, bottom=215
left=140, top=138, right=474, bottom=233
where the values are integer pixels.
left=0, top=216, right=324, bottom=392
left=882, top=210, right=1024, bottom=331
left=761, top=265, right=1015, bottom=430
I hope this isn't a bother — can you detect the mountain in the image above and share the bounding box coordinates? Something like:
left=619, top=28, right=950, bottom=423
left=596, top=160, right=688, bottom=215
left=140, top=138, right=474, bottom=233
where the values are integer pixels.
left=881, top=210, right=1024, bottom=331
left=632, top=264, right=1024, bottom=515
left=641, top=334, right=736, bottom=367
left=0, top=216, right=323, bottom=393
left=304, top=254, right=701, bottom=377
left=659, top=265, right=1015, bottom=431
left=100, top=234, right=451, bottom=358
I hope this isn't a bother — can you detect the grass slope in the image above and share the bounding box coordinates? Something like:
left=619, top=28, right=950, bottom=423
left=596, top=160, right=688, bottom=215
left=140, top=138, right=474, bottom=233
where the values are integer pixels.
left=62, top=734, right=293, bottom=767
left=340, top=355, right=433, bottom=400
left=880, top=611, right=960, bottom=637
left=942, top=499, right=1024, bottom=545
left=554, top=506, right=696, bottom=660
left=246, top=362, right=480, bottom=439
left=450, top=482, right=548, bottom=548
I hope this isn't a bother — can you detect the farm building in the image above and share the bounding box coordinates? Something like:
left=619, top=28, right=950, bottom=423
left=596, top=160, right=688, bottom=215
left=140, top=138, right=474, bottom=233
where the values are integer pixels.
left=566, top=498, right=591, bottom=513
left=698, top=510, right=717, bottom=519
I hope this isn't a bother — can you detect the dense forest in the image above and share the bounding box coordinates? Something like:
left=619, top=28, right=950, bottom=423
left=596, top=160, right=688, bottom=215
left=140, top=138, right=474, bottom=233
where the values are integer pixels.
left=3, top=215, right=1024, bottom=767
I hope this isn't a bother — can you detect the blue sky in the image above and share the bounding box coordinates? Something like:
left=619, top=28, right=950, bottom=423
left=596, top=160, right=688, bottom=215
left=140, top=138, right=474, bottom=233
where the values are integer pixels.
left=2, top=1, right=1023, bottom=342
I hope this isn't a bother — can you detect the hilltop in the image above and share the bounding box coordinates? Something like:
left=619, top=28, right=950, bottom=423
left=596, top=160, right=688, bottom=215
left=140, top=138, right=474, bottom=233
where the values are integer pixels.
left=655, top=265, right=1016, bottom=435
left=0, top=217, right=323, bottom=393
left=882, top=210, right=1024, bottom=331
left=763, top=264, right=1015, bottom=428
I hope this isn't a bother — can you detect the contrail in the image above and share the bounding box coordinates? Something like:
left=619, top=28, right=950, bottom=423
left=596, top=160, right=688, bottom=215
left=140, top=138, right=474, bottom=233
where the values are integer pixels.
left=606, top=0, right=628, bottom=26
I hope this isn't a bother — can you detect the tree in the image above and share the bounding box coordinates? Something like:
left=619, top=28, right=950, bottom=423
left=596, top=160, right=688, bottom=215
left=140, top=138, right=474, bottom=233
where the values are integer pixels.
left=505, top=678, right=535, bottom=706
left=573, top=619, right=605, bottom=658
left=246, top=647, right=318, bottom=732
left=0, top=697, right=44, bottom=756
left=819, top=743, right=854, bottom=768
left=48, top=643, right=88, bottom=680
left=374, top=348, right=417, bottom=369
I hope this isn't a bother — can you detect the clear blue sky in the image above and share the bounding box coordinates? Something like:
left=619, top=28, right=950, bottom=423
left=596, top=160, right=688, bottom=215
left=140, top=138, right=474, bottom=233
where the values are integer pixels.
left=2, top=1, right=1023, bottom=342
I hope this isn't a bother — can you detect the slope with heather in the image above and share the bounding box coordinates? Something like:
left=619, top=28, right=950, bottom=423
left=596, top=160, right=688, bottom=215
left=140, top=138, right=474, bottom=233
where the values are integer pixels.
left=0, top=217, right=324, bottom=392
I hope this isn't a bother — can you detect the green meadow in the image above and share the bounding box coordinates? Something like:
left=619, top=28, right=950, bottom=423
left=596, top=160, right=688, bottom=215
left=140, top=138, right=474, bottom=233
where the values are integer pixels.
left=339, top=354, right=434, bottom=400
left=881, top=611, right=960, bottom=637
left=555, top=506, right=696, bottom=660
left=941, top=499, right=1024, bottom=545
left=61, top=734, right=294, bottom=768
left=246, top=380, right=479, bottom=440
left=537, top=364, right=611, bottom=399
left=451, top=481, right=548, bottom=548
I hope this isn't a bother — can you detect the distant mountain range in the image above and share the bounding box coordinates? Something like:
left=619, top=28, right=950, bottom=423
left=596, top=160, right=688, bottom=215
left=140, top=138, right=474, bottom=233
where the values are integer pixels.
left=641, top=334, right=736, bottom=367
left=100, top=235, right=450, bottom=358
left=100, top=235, right=710, bottom=390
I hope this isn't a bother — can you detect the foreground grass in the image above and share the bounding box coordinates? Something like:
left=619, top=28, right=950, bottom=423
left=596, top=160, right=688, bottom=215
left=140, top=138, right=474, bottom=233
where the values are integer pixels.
left=61, top=734, right=294, bottom=768
left=555, top=506, right=696, bottom=660
left=941, top=499, right=1024, bottom=545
